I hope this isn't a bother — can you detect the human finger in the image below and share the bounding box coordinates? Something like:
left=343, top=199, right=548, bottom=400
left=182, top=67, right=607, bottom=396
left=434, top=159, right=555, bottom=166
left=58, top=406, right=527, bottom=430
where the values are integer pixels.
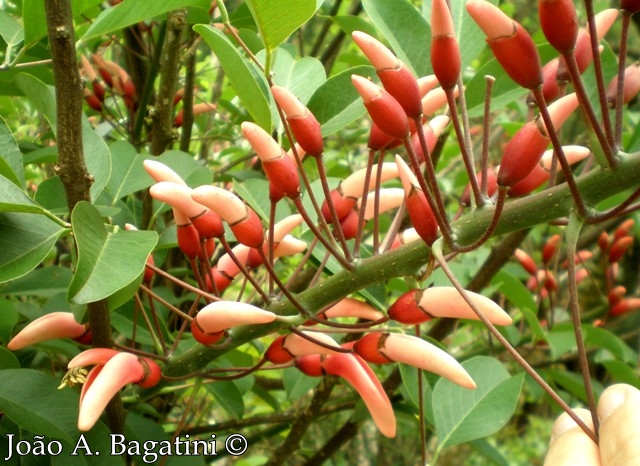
left=544, top=408, right=600, bottom=466
left=598, top=383, right=640, bottom=466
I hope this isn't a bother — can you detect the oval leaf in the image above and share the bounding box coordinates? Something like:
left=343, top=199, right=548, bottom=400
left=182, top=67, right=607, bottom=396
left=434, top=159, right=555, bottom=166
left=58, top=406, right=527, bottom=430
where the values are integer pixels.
left=194, top=24, right=272, bottom=131
left=307, top=65, right=377, bottom=136
left=362, top=0, right=432, bottom=77
left=81, top=0, right=210, bottom=41
left=0, top=212, right=66, bottom=283
left=245, top=0, right=318, bottom=52
left=68, top=202, right=158, bottom=304
left=0, top=174, right=45, bottom=214
left=433, top=356, right=524, bottom=450
left=0, top=369, right=80, bottom=442
left=0, top=116, right=24, bottom=186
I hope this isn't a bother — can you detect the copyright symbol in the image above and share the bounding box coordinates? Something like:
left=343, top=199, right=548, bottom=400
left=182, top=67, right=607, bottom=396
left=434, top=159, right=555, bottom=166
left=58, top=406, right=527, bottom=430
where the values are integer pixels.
left=225, top=433, right=248, bottom=456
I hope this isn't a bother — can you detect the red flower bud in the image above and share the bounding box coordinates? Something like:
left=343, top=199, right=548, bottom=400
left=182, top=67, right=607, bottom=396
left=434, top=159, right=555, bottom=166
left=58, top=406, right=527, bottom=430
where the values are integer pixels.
left=610, top=298, right=640, bottom=317
left=338, top=208, right=359, bottom=240
left=431, top=0, right=461, bottom=89
left=621, top=0, right=640, bottom=14
left=607, top=62, right=640, bottom=108
left=352, top=31, right=422, bottom=119
left=271, top=86, right=324, bottom=156
left=609, top=236, right=634, bottom=263
left=598, top=231, right=611, bottom=253
left=351, top=75, right=410, bottom=140
left=542, top=234, right=561, bottom=264
left=461, top=167, right=498, bottom=207
left=608, top=285, right=626, bottom=307
left=396, top=156, right=438, bottom=246
left=498, top=93, right=578, bottom=187
left=541, top=58, right=561, bottom=102
left=466, top=0, right=542, bottom=89
left=515, top=249, right=538, bottom=276
left=538, top=0, right=578, bottom=54
left=614, top=219, right=635, bottom=241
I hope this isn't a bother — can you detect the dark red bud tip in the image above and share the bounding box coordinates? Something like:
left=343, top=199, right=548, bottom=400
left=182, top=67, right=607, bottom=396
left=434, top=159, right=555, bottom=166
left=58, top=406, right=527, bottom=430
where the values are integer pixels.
left=191, top=210, right=224, bottom=239
left=338, top=209, right=359, bottom=240
left=431, top=35, right=461, bottom=90
left=353, top=333, right=392, bottom=364
left=497, top=120, right=550, bottom=188
left=542, top=234, right=561, bottom=264
left=351, top=75, right=410, bottom=140
left=287, top=114, right=324, bottom=157
left=265, top=335, right=293, bottom=364
left=538, top=0, right=578, bottom=54
left=387, top=289, right=432, bottom=325
left=143, top=255, right=155, bottom=284
left=92, top=82, right=105, bottom=102
left=621, top=0, right=640, bottom=14
left=229, top=209, right=264, bottom=248
left=507, top=163, right=549, bottom=197
left=74, top=327, right=93, bottom=346
left=138, top=358, right=163, bottom=389
left=263, top=156, right=300, bottom=200
left=191, top=318, right=224, bottom=346
left=368, top=122, right=397, bottom=151
left=84, top=93, right=103, bottom=112
left=321, top=188, right=357, bottom=223
left=294, top=354, right=324, bottom=377
left=461, top=168, right=498, bottom=206
left=541, top=58, right=560, bottom=103
left=206, top=268, right=233, bottom=294
left=611, top=298, right=640, bottom=317
left=488, top=22, right=543, bottom=90
left=609, top=236, right=634, bottom=263
left=377, top=64, right=423, bottom=119
left=177, top=223, right=201, bottom=260
left=405, top=187, right=439, bottom=246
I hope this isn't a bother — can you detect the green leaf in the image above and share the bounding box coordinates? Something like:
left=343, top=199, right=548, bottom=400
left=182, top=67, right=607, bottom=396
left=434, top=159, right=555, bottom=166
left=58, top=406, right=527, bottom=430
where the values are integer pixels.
left=600, top=359, right=640, bottom=386
left=0, top=369, right=80, bottom=442
left=0, top=212, right=66, bottom=283
left=399, top=364, right=434, bottom=423
left=34, top=175, right=68, bottom=214
left=0, top=299, right=19, bottom=345
left=283, top=366, right=321, bottom=400
left=307, top=65, right=377, bottom=136
left=0, top=116, right=24, bottom=186
left=23, top=0, right=103, bottom=45
left=194, top=24, right=273, bottom=131
left=0, top=10, right=24, bottom=52
left=0, top=174, right=45, bottom=214
left=260, top=47, right=326, bottom=104
left=583, top=324, right=637, bottom=364
left=245, top=0, right=318, bottom=52
left=546, top=368, right=604, bottom=403
left=1, top=266, right=73, bottom=298
left=67, top=202, right=158, bottom=304
left=433, top=356, right=524, bottom=450
left=153, top=150, right=213, bottom=188
left=362, top=0, right=432, bottom=77
left=233, top=178, right=290, bottom=222
left=546, top=323, right=578, bottom=359
left=106, top=142, right=150, bottom=203
left=81, top=0, right=210, bottom=41
left=0, top=348, right=19, bottom=371
left=13, top=73, right=57, bottom=131
left=83, top=123, right=111, bottom=203
left=492, top=269, right=537, bottom=314
left=205, top=380, right=245, bottom=419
